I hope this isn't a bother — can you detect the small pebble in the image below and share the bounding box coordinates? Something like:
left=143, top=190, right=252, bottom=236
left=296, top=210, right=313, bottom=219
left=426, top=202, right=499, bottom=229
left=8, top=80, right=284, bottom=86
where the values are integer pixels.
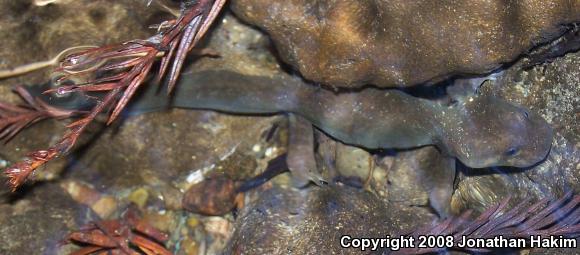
left=142, top=210, right=177, bottom=233
left=60, top=180, right=117, bottom=218
left=92, top=196, right=118, bottom=218
left=181, top=237, right=199, bottom=255
left=203, top=216, right=234, bottom=239
left=128, top=187, right=149, bottom=208
left=187, top=216, right=199, bottom=228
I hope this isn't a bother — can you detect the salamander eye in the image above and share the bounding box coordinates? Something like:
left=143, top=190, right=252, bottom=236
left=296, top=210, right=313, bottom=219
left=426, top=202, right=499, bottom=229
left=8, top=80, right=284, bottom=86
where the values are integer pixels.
left=505, top=147, right=520, bottom=157
left=447, top=98, right=458, bottom=107
left=522, top=110, right=529, bottom=119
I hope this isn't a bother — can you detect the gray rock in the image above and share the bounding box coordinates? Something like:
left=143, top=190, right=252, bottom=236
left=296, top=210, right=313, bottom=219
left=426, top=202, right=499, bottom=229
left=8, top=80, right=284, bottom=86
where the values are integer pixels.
left=227, top=185, right=426, bottom=255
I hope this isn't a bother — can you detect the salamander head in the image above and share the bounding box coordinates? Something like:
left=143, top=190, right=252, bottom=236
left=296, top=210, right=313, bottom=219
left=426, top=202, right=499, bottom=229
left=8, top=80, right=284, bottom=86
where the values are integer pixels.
left=442, top=95, right=552, bottom=168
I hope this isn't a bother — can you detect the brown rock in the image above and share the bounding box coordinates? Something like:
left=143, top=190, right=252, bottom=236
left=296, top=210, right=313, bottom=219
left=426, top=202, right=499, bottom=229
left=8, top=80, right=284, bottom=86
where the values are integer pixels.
left=232, top=0, right=580, bottom=87
left=182, top=177, right=237, bottom=216
left=226, top=185, right=434, bottom=255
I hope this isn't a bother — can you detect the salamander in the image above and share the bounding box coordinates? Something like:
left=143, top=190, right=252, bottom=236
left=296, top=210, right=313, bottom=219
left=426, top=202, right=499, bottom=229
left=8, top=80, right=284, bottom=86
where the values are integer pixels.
left=38, top=69, right=553, bottom=170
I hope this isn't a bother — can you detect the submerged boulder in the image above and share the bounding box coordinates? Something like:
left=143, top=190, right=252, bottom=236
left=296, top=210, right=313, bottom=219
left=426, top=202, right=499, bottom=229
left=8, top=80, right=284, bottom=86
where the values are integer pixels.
left=232, top=0, right=580, bottom=87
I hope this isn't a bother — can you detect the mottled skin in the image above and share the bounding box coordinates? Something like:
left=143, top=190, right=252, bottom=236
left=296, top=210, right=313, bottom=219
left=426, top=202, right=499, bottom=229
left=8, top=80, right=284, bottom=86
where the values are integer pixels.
left=39, top=70, right=552, bottom=169
left=124, top=70, right=552, bottom=169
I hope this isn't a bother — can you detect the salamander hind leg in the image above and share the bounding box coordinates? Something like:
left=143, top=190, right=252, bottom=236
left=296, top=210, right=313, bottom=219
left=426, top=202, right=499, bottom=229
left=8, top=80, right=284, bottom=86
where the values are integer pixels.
left=287, top=114, right=327, bottom=187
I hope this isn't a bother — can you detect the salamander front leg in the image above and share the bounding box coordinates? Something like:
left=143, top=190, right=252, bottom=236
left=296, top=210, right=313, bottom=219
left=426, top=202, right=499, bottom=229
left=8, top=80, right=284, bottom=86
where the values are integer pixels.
left=287, top=114, right=327, bottom=187
left=427, top=156, right=456, bottom=218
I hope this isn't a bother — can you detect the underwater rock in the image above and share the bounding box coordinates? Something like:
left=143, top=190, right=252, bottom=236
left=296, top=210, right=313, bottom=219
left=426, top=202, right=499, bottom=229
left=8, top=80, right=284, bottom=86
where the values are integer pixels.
left=314, top=132, right=455, bottom=218
left=385, top=146, right=455, bottom=217
left=127, top=187, right=149, bottom=208
left=182, top=176, right=238, bottom=216
left=0, top=0, right=187, bottom=185
left=60, top=180, right=118, bottom=218
left=0, top=0, right=167, bottom=181
left=0, top=183, right=93, bottom=255
left=231, top=0, right=580, bottom=87
left=333, top=142, right=374, bottom=183
left=204, top=216, right=235, bottom=254
left=0, top=0, right=169, bottom=87
left=451, top=168, right=541, bottom=214
left=227, top=185, right=402, bottom=254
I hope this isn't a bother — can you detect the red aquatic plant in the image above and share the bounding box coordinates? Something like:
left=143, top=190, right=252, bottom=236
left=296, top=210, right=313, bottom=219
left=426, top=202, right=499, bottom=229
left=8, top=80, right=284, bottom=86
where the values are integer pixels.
left=0, top=86, right=79, bottom=143
left=66, top=206, right=171, bottom=255
left=3, top=0, right=227, bottom=191
left=1, top=86, right=82, bottom=190
left=394, top=192, right=580, bottom=254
